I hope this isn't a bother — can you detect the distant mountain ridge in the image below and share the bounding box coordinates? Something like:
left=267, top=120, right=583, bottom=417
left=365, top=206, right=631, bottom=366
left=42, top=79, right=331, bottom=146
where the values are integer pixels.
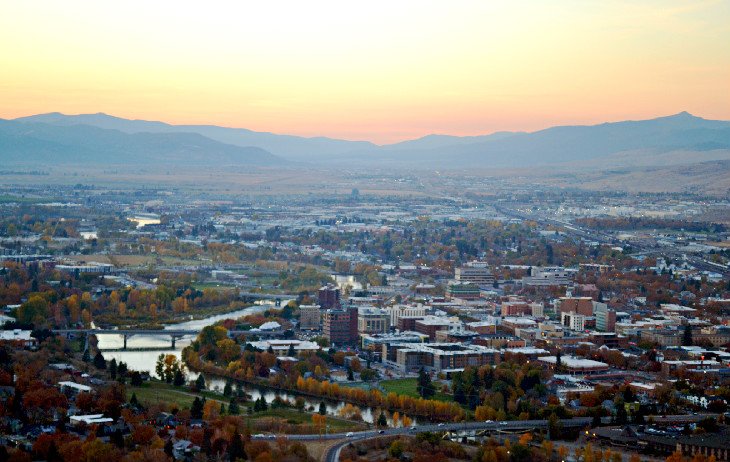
left=0, top=118, right=280, bottom=166
left=8, top=111, right=730, bottom=169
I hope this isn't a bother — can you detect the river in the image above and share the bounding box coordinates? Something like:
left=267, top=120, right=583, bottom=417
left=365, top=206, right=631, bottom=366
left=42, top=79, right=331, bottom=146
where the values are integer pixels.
left=97, top=303, right=407, bottom=424
left=97, top=304, right=271, bottom=373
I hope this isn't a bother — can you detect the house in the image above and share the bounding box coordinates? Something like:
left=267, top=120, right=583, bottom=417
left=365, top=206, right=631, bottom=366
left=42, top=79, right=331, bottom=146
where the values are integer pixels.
left=0, top=330, right=37, bottom=348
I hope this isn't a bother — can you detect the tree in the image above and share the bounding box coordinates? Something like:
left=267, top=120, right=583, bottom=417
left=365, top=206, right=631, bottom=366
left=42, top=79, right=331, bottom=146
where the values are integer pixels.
left=228, top=399, right=240, bottom=415
left=81, top=348, right=90, bottom=363
left=93, top=351, right=106, bottom=370
left=318, top=401, right=327, bottom=415
left=555, top=350, right=562, bottom=373
left=287, top=344, right=296, bottom=357
left=228, top=433, right=245, bottom=462
left=109, top=358, right=117, bottom=379
left=377, top=411, right=387, bottom=428
left=155, top=354, right=165, bottom=380
left=224, top=381, right=232, bottom=397
left=417, top=368, right=435, bottom=399
left=16, top=295, right=50, bottom=326
left=548, top=413, right=562, bottom=440
left=173, top=369, right=185, bottom=387
left=194, top=373, right=206, bottom=392
left=130, top=393, right=139, bottom=407
left=683, top=324, right=693, bottom=346
left=191, top=397, right=203, bottom=419
left=388, top=440, right=404, bottom=459
left=130, top=371, right=143, bottom=386
left=347, top=367, right=354, bottom=381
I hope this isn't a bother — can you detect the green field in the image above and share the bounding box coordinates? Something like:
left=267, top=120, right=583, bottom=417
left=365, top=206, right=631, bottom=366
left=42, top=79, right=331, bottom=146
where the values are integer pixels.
left=127, top=381, right=366, bottom=432
left=127, top=381, right=226, bottom=409
left=380, top=378, right=452, bottom=402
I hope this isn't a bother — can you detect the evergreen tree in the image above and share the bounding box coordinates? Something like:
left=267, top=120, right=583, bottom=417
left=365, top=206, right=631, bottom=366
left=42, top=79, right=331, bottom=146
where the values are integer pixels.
left=555, top=350, right=562, bottom=373
left=117, top=361, right=128, bottom=377
left=81, top=348, right=90, bottom=363
left=220, top=402, right=226, bottom=415
left=173, top=369, right=185, bottom=387
left=223, top=381, right=232, bottom=397
left=682, top=324, right=693, bottom=346
left=318, top=401, right=327, bottom=415
left=547, top=413, right=562, bottom=440
left=287, top=344, right=296, bottom=357
left=130, top=392, right=139, bottom=407
left=155, top=354, right=165, bottom=380
left=93, top=351, right=106, bottom=370
left=417, top=368, right=435, bottom=399
left=347, top=367, right=354, bottom=381
left=228, top=399, right=240, bottom=415
left=377, top=411, right=387, bottom=427
left=109, top=358, right=117, bottom=379
left=615, top=404, right=628, bottom=425
left=191, top=397, right=203, bottom=419
left=130, top=371, right=143, bottom=386
left=195, top=373, right=206, bottom=392
left=228, top=433, right=245, bottom=462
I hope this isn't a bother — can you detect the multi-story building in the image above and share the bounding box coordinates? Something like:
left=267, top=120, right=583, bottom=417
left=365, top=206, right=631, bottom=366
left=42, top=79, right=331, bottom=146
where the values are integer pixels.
left=593, top=303, right=617, bottom=332
left=357, top=307, right=390, bottom=335
left=415, top=316, right=460, bottom=340
left=298, top=305, right=321, bottom=330
left=537, top=355, right=609, bottom=375
left=361, top=331, right=427, bottom=351
left=522, top=267, right=572, bottom=287
left=561, top=311, right=590, bottom=331
left=323, top=306, right=358, bottom=346
left=384, top=304, right=427, bottom=327
left=398, top=316, right=425, bottom=331
left=387, top=343, right=500, bottom=372
left=557, top=297, right=595, bottom=316
left=318, top=284, right=341, bottom=310
left=455, top=263, right=495, bottom=287
left=446, top=281, right=481, bottom=300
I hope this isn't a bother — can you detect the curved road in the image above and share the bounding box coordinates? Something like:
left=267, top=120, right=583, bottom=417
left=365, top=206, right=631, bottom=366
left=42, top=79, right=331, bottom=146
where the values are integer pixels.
left=249, top=414, right=715, bottom=462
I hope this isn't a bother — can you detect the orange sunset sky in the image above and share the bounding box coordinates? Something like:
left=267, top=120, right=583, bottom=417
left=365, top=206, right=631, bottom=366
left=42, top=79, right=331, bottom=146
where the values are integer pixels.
left=1, top=0, right=729, bottom=144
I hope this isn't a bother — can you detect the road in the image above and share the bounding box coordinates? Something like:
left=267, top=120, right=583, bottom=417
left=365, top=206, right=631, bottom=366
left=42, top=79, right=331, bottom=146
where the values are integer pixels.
left=248, top=414, right=716, bottom=462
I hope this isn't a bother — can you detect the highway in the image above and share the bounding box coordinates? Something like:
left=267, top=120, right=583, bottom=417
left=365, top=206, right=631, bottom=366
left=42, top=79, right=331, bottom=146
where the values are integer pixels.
left=247, top=414, right=716, bottom=462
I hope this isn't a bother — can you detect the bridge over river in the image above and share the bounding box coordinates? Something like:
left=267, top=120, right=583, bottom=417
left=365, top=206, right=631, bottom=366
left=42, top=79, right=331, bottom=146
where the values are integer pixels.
left=52, top=327, right=284, bottom=349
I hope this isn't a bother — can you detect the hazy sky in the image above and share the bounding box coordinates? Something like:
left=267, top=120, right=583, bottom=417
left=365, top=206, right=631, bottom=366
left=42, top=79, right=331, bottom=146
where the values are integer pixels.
left=1, top=1, right=729, bottom=143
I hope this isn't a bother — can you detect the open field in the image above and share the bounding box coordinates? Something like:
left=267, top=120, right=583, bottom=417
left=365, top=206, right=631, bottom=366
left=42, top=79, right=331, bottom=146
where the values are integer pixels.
left=379, top=378, right=452, bottom=402
left=127, top=380, right=366, bottom=433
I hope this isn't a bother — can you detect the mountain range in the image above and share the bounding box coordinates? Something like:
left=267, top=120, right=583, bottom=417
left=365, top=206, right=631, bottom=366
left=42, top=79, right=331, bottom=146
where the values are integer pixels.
left=3, top=111, right=730, bottom=169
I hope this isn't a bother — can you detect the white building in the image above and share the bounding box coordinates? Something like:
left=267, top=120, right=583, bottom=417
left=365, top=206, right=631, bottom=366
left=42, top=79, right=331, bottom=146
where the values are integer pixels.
left=384, top=304, right=427, bottom=327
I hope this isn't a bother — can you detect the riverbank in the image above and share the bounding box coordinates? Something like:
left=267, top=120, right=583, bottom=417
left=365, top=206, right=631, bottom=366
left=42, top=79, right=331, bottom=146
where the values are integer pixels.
left=97, top=302, right=260, bottom=328
left=126, top=380, right=368, bottom=434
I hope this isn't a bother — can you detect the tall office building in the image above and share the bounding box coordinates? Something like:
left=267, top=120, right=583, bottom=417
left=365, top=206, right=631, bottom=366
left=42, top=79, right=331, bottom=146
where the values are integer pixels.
left=318, top=284, right=341, bottom=309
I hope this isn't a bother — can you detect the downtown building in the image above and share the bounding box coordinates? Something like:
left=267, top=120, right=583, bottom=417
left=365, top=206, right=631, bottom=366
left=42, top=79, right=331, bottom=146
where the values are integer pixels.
left=323, top=306, right=358, bottom=347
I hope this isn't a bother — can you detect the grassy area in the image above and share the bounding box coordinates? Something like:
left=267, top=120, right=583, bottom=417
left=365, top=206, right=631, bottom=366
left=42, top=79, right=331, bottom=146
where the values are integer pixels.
left=126, top=380, right=366, bottom=433
left=380, top=378, right=452, bottom=402
left=127, top=380, right=224, bottom=409
left=253, top=409, right=366, bottom=432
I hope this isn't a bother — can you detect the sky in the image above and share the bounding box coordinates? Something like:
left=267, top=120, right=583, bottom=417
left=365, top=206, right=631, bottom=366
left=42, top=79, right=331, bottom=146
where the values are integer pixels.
left=1, top=1, right=729, bottom=144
